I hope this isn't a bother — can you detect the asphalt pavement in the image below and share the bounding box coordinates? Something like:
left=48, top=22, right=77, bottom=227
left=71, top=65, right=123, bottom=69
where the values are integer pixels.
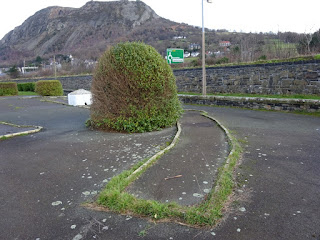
left=127, top=110, right=228, bottom=206
left=0, top=96, right=319, bottom=240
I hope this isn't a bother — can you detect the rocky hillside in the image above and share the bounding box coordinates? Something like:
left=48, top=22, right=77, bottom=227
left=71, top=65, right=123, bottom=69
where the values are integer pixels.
left=0, top=0, right=196, bottom=64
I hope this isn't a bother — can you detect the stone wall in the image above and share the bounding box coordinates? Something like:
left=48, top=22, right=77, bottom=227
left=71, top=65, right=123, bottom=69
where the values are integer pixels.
left=5, top=60, right=320, bottom=95
left=179, top=95, right=320, bottom=113
left=175, top=60, right=320, bottom=95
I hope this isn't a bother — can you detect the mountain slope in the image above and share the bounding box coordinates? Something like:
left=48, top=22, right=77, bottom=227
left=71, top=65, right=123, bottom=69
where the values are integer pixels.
left=0, top=0, right=192, bottom=64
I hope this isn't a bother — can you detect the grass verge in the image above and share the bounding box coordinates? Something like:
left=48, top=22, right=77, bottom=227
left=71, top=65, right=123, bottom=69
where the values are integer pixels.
left=173, top=54, right=320, bottom=70
left=178, top=92, right=320, bottom=100
left=18, top=91, right=38, bottom=96
left=95, top=110, right=242, bottom=227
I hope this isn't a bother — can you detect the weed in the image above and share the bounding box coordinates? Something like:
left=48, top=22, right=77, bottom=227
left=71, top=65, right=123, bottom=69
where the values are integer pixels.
left=138, top=230, right=146, bottom=237
left=138, top=223, right=156, bottom=237
left=0, top=136, right=8, bottom=141
left=238, top=138, right=248, bottom=144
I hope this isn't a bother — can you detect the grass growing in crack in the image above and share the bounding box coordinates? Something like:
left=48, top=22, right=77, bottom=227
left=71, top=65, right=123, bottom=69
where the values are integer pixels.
left=138, top=230, right=147, bottom=237
left=138, top=223, right=156, bottom=237
left=18, top=91, right=38, bottom=96
left=97, top=111, right=243, bottom=227
left=159, top=141, right=171, bottom=150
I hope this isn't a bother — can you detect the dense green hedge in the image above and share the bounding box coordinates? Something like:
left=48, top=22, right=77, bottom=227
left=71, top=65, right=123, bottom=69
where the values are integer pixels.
left=35, top=80, right=63, bottom=96
left=0, top=82, right=18, bottom=96
left=90, top=42, right=182, bottom=133
left=18, top=82, right=35, bottom=92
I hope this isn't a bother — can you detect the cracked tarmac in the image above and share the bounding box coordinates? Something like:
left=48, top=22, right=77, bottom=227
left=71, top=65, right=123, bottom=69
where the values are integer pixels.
left=1, top=96, right=320, bottom=240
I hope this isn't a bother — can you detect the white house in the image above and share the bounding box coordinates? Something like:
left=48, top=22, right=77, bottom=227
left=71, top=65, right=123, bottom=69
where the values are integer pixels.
left=219, top=41, right=231, bottom=47
left=191, top=52, right=200, bottom=57
left=184, top=52, right=191, bottom=58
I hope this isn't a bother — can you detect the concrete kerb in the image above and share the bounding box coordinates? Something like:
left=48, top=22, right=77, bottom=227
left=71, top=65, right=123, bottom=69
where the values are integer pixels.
left=184, top=109, right=242, bottom=199
left=40, top=97, right=68, bottom=106
left=200, top=110, right=236, bottom=165
left=184, top=108, right=236, bottom=156
left=127, top=121, right=182, bottom=181
left=0, top=121, right=43, bottom=139
left=180, top=94, right=320, bottom=105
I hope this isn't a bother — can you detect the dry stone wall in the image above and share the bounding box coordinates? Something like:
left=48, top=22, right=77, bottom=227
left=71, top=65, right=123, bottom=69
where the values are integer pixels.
left=6, top=60, right=320, bottom=95
left=179, top=95, right=320, bottom=113
left=175, top=60, right=320, bottom=95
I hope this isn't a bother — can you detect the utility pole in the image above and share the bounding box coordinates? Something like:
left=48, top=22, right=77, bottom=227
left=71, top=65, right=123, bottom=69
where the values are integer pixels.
left=23, top=59, right=26, bottom=75
left=202, top=0, right=212, bottom=96
left=54, top=55, right=57, bottom=79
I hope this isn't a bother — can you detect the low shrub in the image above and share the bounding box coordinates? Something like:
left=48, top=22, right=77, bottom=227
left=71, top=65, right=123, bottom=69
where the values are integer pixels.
left=258, top=55, right=267, bottom=60
left=18, top=82, right=36, bottom=92
left=35, top=80, right=63, bottom=96
left=0, top=82, right=18, bottom=96
left=216, top=57, right=229, bottom=64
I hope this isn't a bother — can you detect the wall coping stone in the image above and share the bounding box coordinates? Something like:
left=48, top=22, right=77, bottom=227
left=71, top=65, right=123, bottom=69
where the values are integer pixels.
left=173, top=59, right=320, bottom=72
left=179, top=95, right=320, bottom=113
left=178, top=94, right=320, bottom=105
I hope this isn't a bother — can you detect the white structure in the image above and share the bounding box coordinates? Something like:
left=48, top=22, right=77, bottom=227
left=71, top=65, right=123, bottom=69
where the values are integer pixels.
left=191, top=52, right=200, bottom=57
left=68, top=89, right=92, bottom=106
left=184, top=52, right=191, bottom=58
left=21, top=67, right=38, bottom=74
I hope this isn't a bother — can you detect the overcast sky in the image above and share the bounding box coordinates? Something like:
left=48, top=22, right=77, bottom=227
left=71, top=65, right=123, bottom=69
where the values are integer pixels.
left=0, top=0, right=319, bottom=39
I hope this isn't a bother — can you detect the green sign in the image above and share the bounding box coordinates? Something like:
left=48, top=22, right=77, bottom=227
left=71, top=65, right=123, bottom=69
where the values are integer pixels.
left=167, top=49, right=184, bottom=64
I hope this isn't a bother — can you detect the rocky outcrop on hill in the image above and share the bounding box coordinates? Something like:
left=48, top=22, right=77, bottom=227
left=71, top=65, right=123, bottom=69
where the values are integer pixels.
left=0, top=0, right=186, bottom=64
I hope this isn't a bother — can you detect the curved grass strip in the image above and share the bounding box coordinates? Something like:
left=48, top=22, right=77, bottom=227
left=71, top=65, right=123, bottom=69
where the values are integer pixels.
left=96, top=110, right=242, bottom=227
left=40, top=97, right=68, bottom=106
left=0, top=121, right=43, bottom=139
left=40, top=97, right=90, bottom=109
left=128, top=121, right=181, bottom=181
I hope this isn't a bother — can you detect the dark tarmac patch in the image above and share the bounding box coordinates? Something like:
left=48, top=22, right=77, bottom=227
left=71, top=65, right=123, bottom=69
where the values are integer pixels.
left=127, top=111, right=229, bottom=206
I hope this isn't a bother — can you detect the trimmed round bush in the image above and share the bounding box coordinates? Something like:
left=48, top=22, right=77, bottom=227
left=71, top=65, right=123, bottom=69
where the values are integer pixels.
left=0, top=82, right=18, bottom=96
left=18, top=82, right=36, bottom=92
left=35, top=80, right=63, bottom=96
left=90, top=42, right=182, bottom=133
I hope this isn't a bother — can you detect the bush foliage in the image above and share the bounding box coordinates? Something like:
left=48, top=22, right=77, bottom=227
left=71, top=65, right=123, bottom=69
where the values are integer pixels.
left=90, top=42, right=182, bottom=133
left=0, top=82, right=18, bottom=96
left=18, top=82, right=35, bottom=92
left=35, top=80, right=63, bottom=96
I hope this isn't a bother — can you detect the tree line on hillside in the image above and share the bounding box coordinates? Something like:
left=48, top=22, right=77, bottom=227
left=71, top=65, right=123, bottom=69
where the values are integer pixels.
left=1, top=28, right=320, bottom=79
left=128, top=26, right=320, bottom=65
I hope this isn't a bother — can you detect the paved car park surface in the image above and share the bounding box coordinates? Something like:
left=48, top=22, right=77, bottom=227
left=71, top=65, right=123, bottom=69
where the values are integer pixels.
left=1, top=96, right=319, bottom=240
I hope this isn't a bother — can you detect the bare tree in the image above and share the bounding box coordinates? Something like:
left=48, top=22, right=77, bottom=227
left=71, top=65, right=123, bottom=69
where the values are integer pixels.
left=304, top=27, right=315, bottom=54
